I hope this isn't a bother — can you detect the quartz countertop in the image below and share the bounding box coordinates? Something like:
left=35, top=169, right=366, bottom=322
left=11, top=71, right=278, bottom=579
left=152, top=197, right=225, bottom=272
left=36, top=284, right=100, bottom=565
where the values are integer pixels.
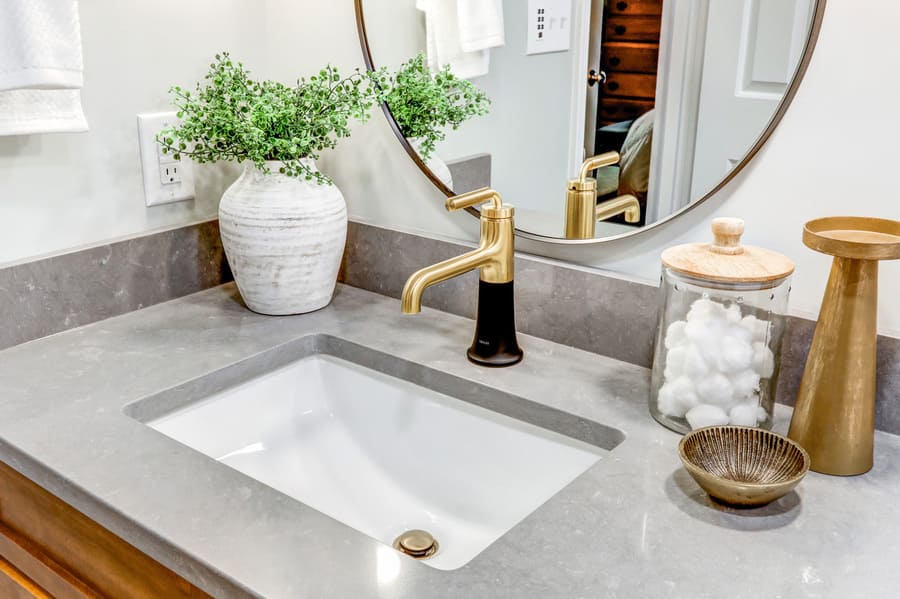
left=0, top=283, right=898, bottom=598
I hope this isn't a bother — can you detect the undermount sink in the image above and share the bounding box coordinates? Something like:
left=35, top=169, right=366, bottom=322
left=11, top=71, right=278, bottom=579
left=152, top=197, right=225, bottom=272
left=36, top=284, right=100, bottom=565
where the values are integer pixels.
left=127, top=335, right=624, bottom=570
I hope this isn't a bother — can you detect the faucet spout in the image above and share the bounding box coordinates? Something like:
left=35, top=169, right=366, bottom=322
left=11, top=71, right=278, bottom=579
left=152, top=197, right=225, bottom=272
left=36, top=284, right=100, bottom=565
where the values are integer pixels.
left=565, top=154, right=642, bottom=239
left=595, top=194, right=641, bottom=224
left=401, top=246, right=496, bottom=314
left=399, top=188, right=522, bottom=367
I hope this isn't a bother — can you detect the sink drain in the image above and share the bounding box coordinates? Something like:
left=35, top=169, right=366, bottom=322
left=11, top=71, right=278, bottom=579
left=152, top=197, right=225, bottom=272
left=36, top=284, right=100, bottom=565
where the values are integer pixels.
left=393, top=529, right=439, bottom=559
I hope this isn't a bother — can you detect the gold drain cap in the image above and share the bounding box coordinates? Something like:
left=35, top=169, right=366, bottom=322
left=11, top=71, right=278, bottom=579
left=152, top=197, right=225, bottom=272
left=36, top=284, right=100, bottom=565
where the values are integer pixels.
left=393, top=530, right=438, bottom=559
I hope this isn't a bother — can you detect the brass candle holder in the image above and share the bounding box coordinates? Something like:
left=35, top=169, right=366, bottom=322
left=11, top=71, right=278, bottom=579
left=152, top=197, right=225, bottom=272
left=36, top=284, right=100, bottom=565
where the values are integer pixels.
left=788, top=217, right=900, bottom=475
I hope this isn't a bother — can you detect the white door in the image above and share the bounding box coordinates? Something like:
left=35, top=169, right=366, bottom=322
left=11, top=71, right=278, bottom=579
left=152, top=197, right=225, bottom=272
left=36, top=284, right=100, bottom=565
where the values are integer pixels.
left=565, top=0, right=601, bottom=179
left=582, top=0, right=604, bottom=159
left=690, top=0, right=814, bottom=199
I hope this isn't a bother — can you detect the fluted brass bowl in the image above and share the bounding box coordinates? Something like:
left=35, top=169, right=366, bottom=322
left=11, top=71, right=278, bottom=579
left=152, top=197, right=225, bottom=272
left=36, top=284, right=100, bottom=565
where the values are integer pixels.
left=679, top=426, right=810, bottom=507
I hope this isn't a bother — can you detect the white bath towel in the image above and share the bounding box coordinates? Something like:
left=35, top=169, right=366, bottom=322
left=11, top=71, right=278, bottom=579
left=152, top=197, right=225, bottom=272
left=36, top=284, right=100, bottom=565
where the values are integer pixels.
left=0, top=0, right=88, bottom=135
left=457, top=0, right=505, bottom=53
left=417, top=0, right=505, bottom=80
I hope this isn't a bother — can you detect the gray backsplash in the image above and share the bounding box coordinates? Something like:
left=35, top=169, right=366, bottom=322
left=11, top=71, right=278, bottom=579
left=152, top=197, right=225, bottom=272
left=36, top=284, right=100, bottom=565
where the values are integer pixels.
left=0, top=220, right=231, bottom=351
left=1, top=218, right=897, bottom=434
left=446, top=154, right=492, bottom=194
left=340, top=221, right=658, bottom=367
left=341, top=221, right=900, bottom=434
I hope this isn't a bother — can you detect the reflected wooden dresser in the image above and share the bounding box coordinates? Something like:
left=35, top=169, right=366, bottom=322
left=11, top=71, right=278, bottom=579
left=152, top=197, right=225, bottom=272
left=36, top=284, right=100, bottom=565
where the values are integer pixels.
left=597, top=0, right=663, bottom=128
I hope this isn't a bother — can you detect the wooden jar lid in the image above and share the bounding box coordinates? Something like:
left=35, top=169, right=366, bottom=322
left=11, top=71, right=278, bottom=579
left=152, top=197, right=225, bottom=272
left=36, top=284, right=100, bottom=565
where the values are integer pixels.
left=661, top=218, right=795, bottom=284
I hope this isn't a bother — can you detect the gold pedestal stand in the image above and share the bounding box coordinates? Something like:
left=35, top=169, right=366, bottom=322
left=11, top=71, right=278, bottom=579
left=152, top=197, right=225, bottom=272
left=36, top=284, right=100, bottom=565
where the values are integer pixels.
left=788, top=217, right=900, bottom=475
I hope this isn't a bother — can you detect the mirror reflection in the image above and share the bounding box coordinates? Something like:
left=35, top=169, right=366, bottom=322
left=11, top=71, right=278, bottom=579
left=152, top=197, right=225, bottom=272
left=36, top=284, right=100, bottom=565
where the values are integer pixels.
left=359, top=0, right=820, bottom=241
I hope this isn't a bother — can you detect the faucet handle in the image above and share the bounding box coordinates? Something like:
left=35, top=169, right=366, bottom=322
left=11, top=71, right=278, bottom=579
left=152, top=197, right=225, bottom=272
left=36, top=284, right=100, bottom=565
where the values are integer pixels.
left=445, top=187, right=502, bottom=211
left=445, top=188, right=513, bottom=220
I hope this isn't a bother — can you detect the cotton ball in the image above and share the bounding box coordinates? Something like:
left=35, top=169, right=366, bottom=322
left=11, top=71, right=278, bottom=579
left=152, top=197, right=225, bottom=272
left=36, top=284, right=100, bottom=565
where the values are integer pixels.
left=665, top=320, right=688, bottom=350
left=741, top=315, right=770, bottom=344
left=752, top=342, right=775, bottom=378
left=726, top=322, right=753, bottom=345
left=687, top=298, right=727, bottom=323
left=664, top=346, right=687, bottom=380
left=684, top=317, right=724, bottom=342
left=670, top=376, right=701, bottom=414
left=730, top=369, right=761, bottom=400
left=684, top=318, right=727, bottom=364
left=686, top=404, right=730, bottom=430
left=728, top=402, right=760, bottom=427
left=682, top=344, right=710, bottom=379
left=716, top=335, right=754, bottom=373
left=696, top=373, right=735, bottom=408
left=756, top=405, right=769, bottom=424
left=724, top=303, right=743, bottom=324
left=657, top=384, right=684, bottom=418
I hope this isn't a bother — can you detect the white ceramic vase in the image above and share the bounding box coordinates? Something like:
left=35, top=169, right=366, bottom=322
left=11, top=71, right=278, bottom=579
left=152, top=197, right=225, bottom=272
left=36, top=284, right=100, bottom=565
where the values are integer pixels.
left=218, top=160, right=347, bottom=315
left=411, top=138, right=454, bottom=190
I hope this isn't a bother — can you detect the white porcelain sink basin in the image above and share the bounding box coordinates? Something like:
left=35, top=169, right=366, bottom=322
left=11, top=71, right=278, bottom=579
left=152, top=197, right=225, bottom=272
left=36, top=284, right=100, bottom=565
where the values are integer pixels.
left=137, top=336, right=622, bottom=570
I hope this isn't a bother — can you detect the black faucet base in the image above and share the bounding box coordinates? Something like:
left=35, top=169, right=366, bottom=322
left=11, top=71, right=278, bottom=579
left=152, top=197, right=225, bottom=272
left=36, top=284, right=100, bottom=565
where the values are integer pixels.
left=467, top=280, right=523, bottom=367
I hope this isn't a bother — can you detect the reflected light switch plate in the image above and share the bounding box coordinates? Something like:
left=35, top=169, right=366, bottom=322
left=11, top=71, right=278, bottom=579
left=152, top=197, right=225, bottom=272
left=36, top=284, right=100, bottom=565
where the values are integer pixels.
left=527, top=0, right=573, bottom=55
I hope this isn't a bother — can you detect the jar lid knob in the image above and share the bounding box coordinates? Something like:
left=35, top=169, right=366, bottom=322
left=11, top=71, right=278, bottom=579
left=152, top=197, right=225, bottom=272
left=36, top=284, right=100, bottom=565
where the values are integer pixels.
left=710, top=217, right=745, bottom=255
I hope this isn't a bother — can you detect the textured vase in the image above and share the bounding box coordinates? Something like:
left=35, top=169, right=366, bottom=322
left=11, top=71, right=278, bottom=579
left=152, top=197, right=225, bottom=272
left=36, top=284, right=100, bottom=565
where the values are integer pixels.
left=411, top=138, right=454, bottom=190
left=218, top=160, right=347, bottom=315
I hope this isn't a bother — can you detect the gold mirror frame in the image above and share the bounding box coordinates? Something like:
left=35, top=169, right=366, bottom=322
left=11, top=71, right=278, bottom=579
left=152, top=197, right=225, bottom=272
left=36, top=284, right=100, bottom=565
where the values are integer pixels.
left=355, top=0, right=827, bottom=246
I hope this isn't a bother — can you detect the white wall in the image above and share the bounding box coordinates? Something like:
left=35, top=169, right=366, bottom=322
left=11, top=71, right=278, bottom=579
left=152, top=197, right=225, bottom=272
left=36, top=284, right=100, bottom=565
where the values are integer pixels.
left=0, top=1, right=269, bottom=265
left=361, top=0, right=574, bottom=217
left=2, top=0, right=899, bottom=339
left=436, top=0, right=574, bottom=216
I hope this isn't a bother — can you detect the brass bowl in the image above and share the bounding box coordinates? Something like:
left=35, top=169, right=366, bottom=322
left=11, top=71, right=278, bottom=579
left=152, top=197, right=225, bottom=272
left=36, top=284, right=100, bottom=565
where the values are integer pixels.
left=678, top=426, right=810, bottom=507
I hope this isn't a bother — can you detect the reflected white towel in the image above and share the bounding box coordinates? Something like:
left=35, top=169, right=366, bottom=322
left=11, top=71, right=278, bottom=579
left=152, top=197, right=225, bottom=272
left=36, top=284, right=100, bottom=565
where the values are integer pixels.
left=0, top=0, right=88, bottom=135
left=457, top=0, right=505, bottom=53
left=417, top=0, right=491, bottom=80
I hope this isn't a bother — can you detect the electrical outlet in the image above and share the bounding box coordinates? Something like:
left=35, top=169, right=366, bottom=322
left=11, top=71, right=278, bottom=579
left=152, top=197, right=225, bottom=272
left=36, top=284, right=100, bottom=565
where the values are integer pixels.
left=160, top=163, right=182, bottom=185
left=137, top=112, right=195, bottom=207
left=527, top=0, right=572, bottom=55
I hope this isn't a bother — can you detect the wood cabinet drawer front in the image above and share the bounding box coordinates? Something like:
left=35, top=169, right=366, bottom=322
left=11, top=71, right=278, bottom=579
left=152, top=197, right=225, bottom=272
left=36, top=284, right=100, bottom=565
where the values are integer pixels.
left=603, top=72, right=657, bottom=99
left=598, top=98, right=655, bottom=122
left=604, top=16, right=662, bottom=42
left=607, top=0, right=663, bottom=16
left=0, top=523, right=96, bottom=599
left=0, top=461, right=212, bottom=599
left=0, top=555, right=51, bottom=599
left=601, top=42, right=659, bottom=73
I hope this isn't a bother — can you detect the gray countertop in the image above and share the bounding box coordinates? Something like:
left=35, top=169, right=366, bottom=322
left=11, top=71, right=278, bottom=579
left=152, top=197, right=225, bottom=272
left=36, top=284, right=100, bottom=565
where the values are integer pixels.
left=0, top=283, right=898, bottom=598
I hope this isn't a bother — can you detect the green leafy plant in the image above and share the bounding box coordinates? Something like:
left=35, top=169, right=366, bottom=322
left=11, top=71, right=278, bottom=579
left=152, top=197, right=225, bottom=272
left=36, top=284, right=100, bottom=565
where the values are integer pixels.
left=375, top=54, right=490, bottom=161
left=157, top=53, right=381, bottom=184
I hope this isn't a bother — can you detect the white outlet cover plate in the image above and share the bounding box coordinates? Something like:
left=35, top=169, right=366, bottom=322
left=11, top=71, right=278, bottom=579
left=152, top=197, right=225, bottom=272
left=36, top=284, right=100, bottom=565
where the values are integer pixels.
left=137, top=112, right=195, bottom=207
left=527, top=0, right=573, bottom=55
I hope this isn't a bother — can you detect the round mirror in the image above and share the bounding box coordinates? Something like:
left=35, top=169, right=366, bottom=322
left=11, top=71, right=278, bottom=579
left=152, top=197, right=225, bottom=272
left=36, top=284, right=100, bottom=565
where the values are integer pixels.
left=356, top=0, right=825, bottom=243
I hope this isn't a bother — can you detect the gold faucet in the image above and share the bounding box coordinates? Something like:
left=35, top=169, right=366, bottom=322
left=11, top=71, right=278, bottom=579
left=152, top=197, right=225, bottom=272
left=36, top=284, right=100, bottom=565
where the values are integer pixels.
left=401, top=188, right=523, bottom=367
left=565, top=151, right=641, bottom=240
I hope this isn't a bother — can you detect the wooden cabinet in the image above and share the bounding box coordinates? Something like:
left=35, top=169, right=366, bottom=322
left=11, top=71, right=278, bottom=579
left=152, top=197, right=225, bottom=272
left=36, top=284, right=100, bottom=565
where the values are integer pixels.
left=603, top=15, right=662, bottom=43
left=602, top=72, right=657, bottom=99
left=0, top=461, right=211, bottom=598
left=601, top=42, right=659, bottom=74
left=597, top=98, right=656, bottom=122
left=596, top=0, right=664, bottom=130
left=606, top=0, right=663, bottom=16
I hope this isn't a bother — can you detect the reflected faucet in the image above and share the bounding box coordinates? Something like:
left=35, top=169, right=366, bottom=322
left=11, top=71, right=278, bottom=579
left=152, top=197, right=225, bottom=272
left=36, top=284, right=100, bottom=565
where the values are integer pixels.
left=565, top=152, right=641, bottom=239
left=401, top=188, right=523, bottom=367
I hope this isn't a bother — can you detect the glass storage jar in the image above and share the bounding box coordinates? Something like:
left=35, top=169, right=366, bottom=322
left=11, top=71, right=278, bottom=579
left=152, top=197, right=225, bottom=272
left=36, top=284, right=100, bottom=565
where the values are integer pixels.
left=650, top=218, right=794, bottom=434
